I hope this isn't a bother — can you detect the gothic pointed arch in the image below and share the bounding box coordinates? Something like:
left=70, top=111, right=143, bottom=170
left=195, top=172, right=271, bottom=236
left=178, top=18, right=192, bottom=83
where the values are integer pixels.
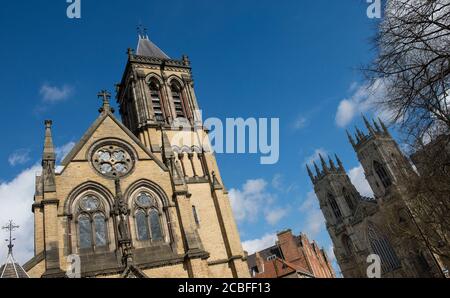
left=169, top=79, right=188, bottom=119
left=64, top=181, right=115, bottom=216
left=327, top=193, right=342, bottom=222
left=66, top=185, right=116, bottom=254
left=342, top=187, right=356, bottom=212
left=366, top=223, right=401, bottom=273
left=148, top=78, right=166, bottom=123
left=124, top=179, right=172, bottom=247
left=342, top=234, right=354, bottom=257
left=373, top=160, right=392, bottom=188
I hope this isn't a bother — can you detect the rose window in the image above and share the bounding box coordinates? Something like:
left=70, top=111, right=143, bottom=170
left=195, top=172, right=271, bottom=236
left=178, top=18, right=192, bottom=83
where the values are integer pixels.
left=92, top=144, right=134, bottom=178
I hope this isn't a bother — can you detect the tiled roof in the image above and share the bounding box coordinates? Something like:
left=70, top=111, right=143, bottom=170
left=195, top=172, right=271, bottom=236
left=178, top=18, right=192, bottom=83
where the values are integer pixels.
left=136, top=36, right=170, bottom=59
left=0, top=254, right=29, bottom=278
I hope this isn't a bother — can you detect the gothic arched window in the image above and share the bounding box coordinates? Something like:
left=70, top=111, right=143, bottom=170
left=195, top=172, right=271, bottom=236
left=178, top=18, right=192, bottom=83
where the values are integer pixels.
left=133, top=191, right=165, bottom=243
left=170, top=82, right=186, bottom=118
left=149, top=81, right=165, bottom=123
left=367, top=224, right=401, bottom=273
left=76, top=195, right=108, bottom=252
left=328, top=193, right=342, bottom=222
left=342, top=234, right=354, bottom=256
left=374, top=161, right=392, bottom=188
left=343, top=187, right=355, bottom=212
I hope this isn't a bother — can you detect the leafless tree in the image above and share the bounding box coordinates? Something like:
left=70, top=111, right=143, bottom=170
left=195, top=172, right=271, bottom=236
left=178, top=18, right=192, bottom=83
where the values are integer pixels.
left=366, top=0, right=450, bottom=145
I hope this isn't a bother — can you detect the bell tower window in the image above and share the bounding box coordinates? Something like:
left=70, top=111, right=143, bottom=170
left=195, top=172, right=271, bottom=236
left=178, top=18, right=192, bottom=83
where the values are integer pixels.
left=171, top=82, right=186, bottom=118
left=374, top=161, right=392, bottom=188
left=328, top=193, right=342, bottom=222
left=149, top=81, right=165, bottom=123
left=343, top=187, right=355, bottom=212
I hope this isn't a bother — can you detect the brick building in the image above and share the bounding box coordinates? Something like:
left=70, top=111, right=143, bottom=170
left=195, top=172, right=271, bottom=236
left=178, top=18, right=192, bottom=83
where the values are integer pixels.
left=247, top=230, right=336, bottom=278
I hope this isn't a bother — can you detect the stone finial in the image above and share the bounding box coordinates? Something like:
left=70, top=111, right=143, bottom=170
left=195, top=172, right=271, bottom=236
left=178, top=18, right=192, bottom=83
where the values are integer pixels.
left=98, top=90, right=115, bottom=114
left=328, top=156, right=336, bottom=171
left=378, top=118, right=390, bottom=135
left=182, top=55, right=190, bottom=66
left=319, top=154, right=329, bottom=174
left=373, top=119, right=381, bottom=132
left=306, top=165, right=315, bottom=183
left=335, top=154, right=345, bottom=172
left=346, top=130, right=356, bottom=147
left=43, top=120, right=56, bottom=162
left=356, top=126, right=365, bottom=140
left=362, top=115, right=376, bottom=135
left=313, top=161, right=321, bottom=177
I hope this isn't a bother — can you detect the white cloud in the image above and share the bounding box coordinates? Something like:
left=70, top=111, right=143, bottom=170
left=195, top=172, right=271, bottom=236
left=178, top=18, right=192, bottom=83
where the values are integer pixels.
left=303, top=148, right=328, bottom=166
left=265, top=208, right=289, bottom=226
left=8, top=149, right=31, bottom=167
left=55, top=141, right=75, bottom=162
left=326, top=245, right=336, bottom=263
left=299, top=191, right=317, bottom=212
left=0, top=164, right=41, bottom=265
left=0, top=142, right=78, bottom=265
left=335, top=79, right=387, bottom=127
left=40, top=83, right=73, bottom=103
left=242, top=233, right=277, bottom=255
left=304, top=209, right=326, bottom=237
left=229, top=179, right=274, bottom=223
left=299, top=191, right=326, bottom=238
left=348, top=164, right=374, bottom=197
left=293, top=116, right=308, bottom=130
left=271, top=174, right=298, bottom=194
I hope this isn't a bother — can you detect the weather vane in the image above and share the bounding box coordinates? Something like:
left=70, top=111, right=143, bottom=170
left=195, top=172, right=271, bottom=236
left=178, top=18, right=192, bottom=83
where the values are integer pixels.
left=137, top=23, right=148, bottom=38
left=2, top=220, right=19, bottom=255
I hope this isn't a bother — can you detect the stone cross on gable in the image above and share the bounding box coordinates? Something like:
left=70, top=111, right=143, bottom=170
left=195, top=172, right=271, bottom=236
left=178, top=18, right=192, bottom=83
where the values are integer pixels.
left=97, top=90, right=114, bottom=113
left=2, top=220, right=19, bottom=255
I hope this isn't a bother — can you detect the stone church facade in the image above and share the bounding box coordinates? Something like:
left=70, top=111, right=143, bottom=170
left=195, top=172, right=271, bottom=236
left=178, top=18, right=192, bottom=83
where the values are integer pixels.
left=307, top=117, right=445, bottom=278
left=23, top=35, right=250, bottom=278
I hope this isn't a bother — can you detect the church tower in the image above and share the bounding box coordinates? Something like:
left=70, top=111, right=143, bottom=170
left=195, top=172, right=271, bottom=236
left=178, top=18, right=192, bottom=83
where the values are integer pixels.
left=308, top=155, right=374, bottom=277
left=24, top=33, right=250, bottom=278
left=309, top=117, right=444, bottom=278
left=347, top=117, right=417, bottom=200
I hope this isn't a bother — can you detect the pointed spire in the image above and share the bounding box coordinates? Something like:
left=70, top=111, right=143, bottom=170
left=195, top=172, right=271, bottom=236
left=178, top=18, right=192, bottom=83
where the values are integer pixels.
left=98, top=90, right=114, bottom=114
left=335, top=154, right=345, bottom=172
left=373, top=119, right=381, bottom=132
left=362, top=114, right=376, bottom=135
left=378, top=118, right=390, bottom=135
left=319, top=154, right=329, bottom=174
left=346, top=130, right=356, bottom=147
left=306, top=165, right=315, bottom=182
left=313, top=161, right=321, bottom=177
left=43, top=120, right=55, bottom=162
left=42, top=120, right=56, bottom=192
left=1, top=221, right=29, bottom=278
left=328, top=156, right=336, bottom=171
left=355, top=126, right=365, bottom=141
left=136, top=31, right=170, bottom=59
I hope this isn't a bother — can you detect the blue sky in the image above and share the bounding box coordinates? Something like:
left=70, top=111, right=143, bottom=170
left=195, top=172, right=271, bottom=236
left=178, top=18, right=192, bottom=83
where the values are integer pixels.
left=0, top=1, right=387, bottom=275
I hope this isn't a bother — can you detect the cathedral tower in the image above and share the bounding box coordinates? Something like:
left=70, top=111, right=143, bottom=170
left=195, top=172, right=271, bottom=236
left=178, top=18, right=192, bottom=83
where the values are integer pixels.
left=309, top=117, right=444, bottom=278
left=24, top=34, right=250, bottom=278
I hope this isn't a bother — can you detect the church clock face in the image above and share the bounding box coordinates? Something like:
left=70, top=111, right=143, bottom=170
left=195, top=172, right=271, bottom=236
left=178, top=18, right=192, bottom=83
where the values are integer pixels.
left=90, top=142, right=135, bottom=179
